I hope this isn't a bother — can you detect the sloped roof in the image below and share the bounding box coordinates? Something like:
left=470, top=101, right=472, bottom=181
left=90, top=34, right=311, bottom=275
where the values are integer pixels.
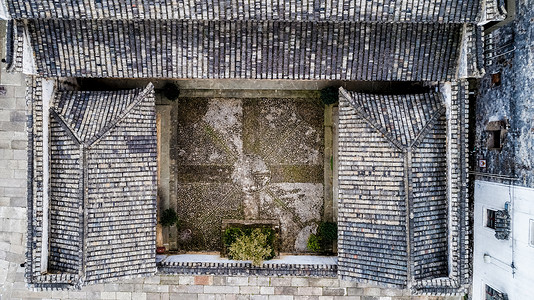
left=337, top=88, right=449, bottom=289
left=51, top=88, right=147, bottom=145
left=28, top=19, right=462, bottom=81
left=8, top=0, right=480, bottom=23
left=340, top=89, right=446, bottom=148
left=33, top=84, right=157, bottom=288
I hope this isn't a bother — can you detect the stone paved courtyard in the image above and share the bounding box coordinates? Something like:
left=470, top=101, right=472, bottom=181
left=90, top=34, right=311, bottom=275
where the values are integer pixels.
left=170, top=97, right=324, bottom=252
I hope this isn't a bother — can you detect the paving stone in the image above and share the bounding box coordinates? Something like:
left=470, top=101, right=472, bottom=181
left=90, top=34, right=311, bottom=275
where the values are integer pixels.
left=275, top=286, right=298, bottom=295
left=346, top=288, right=365, bottom=296
left=10, top=111, right=26, bottom=122
left=380, top=289, right=405, bottom=296
left=143, top=285, right=169, bottom=293
left=297, top=287, right=323, bottom=296
left=0, top=140, right=10, bottom=149
left=0, top=149, right=13, bottom=160
left=363, top=288, right=381, bottom=296
left=146, top=293, right=160, bottom=300
left=260, top=287, right=275, bottom=295
left=12, top=149, right=26, bottom=160
left=271, top=277, right=292, bottom=287
left=170, top=294, right=198, bottom=300
left=0, top=121, right=25, bottom=132
left=195, top=276, right=214, bottom=285
left=160, top=275, right=180, bottom=285
left=145, top=276, right=161, bottom=284
left=213, top=276, right=227, bottom=285
left=204, top=285, right=240, bottom=294
left=171, top=285, right=204, bottom=294
left=117, top=292, right=132, bottom=300
left=240, top=286, right=260, bottom=294
left=132, top=292, right=148, bottom=300
left=322, top=288, right=346, bottom=296
left=249, top=277, right=271, bottom=286
left=269, top=295, right=293, bottom=300
left=291, top=278, right=309, bottom=287
left=67, top=291, right=88, bottom=299
left=227, top=276, right=249, bottom=286
left=179, top=276, right=196, bottom=285
left=308, top=278, right=339, bottom=287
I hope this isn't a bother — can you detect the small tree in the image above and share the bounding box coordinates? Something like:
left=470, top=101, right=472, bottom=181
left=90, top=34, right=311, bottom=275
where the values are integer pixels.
left=307, top=221, right=337, bottom=253
left=160, top=208, right=178, bottom=227
left=228, top=228, right=273, bottom=267
left=320, top=86, right=339, bottom=105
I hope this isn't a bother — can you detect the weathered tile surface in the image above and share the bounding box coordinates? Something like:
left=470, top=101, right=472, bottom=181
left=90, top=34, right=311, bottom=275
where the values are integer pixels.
left=26, top=83, right=158, bottom=288
left=337, top=89, right=466, bottom=294
left=6, top=0, right=480, bottom=23
left=25, top=20, right=462, bottom=82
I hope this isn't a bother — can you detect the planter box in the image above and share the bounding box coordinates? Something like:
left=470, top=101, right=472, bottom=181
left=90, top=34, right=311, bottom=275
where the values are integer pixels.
left=221, top=219, right=280, bottom=259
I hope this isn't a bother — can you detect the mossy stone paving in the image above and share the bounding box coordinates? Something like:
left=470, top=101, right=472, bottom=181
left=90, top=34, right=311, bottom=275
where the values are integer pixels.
left=173, top=97, right=324, bottom=252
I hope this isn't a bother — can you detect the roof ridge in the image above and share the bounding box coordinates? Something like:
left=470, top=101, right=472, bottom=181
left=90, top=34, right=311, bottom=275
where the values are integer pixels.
left=340, top=88, right=445, bottom=150
left=85, top=83, right=154, bottom=147
left=50, top=83, right=154, bottom=147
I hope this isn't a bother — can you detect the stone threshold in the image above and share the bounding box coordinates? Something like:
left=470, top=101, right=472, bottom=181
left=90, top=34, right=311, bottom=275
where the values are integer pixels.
left=157, top=254, right=338, bottom=277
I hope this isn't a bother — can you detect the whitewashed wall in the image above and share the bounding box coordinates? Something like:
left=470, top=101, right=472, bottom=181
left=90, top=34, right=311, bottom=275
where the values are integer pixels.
left=473, top=180, right=534, bottom=300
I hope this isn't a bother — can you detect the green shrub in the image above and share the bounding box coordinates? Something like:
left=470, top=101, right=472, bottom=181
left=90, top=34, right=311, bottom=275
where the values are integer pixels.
left=228, top=228, right=273, bottom=266
left=162, top=83, right=180, bottom=101
left=317, top=221, right=337, bottom=243
left=160, top=208, right=178, bottom=227
left=307, top=234, right=321, bottom=252
left=307, top=222, right=338, bottom=253
left=320, top=86, right=339, bottom=105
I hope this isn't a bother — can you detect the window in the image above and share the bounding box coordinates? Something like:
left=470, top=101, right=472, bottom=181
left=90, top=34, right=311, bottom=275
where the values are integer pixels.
left=485, top=120, right=507, bottom=151
left=486, top=209, right=497, bottom=229
left=530, top=219, right=534, bottom=247
left=485, top=284, right=507, bottom=300
left=491, top=72, right=501, bottom=87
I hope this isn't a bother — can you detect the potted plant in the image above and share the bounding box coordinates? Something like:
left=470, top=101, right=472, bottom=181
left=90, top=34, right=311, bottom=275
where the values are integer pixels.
left=307, top=221, right=337, bottom=254
left=157, top=208, right=179, bottom=253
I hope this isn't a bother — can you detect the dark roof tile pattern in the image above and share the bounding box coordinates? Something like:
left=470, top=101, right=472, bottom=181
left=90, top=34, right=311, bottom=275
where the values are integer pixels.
left=483, top=0, right=507, bottom=22
left=345, top=92, right=445, bottom=148
left=338, top=88, right=449, bottom=289
left=27, top=19, right=463, bottom=81
left=84, top=89, right=157, bottom=283
left=8, top=0, right=480, bottom=23
left=49, top=120, right=82, bottom=274
left=53, top=89, right=141, bottom=144
left=411, top=116, right=448, bottom=280
left=29, top=84, right=157, bottom=287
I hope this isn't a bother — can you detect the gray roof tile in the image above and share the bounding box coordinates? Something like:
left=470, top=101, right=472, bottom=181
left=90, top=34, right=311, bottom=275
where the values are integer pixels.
left=8, top=0, right=481, bottom=23
left=28, top=19, right=463, bottom=81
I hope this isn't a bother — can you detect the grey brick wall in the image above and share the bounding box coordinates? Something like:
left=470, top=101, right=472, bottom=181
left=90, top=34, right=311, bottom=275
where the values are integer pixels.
left=0, top=69, right=29, bottom=299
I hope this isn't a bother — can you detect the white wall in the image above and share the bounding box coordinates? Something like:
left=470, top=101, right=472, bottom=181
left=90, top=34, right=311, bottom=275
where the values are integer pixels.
left=473, top=180, right=534, bottom=300
left=40, top=78, right=55, bottom=273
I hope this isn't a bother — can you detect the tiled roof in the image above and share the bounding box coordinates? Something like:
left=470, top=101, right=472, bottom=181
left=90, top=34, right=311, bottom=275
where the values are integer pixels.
left=345, top=92, right=445, bottom=148
left=52, top=89, right=144, bottom=144
left=8, top=0, right=480, bottom=23
left=337, top=88, right=449, bottom=288
left=27, top=19, right=462, bottom=81
left=482, top=0, right=507, bottom=22
left=35, top=84, right=157, bottom=287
